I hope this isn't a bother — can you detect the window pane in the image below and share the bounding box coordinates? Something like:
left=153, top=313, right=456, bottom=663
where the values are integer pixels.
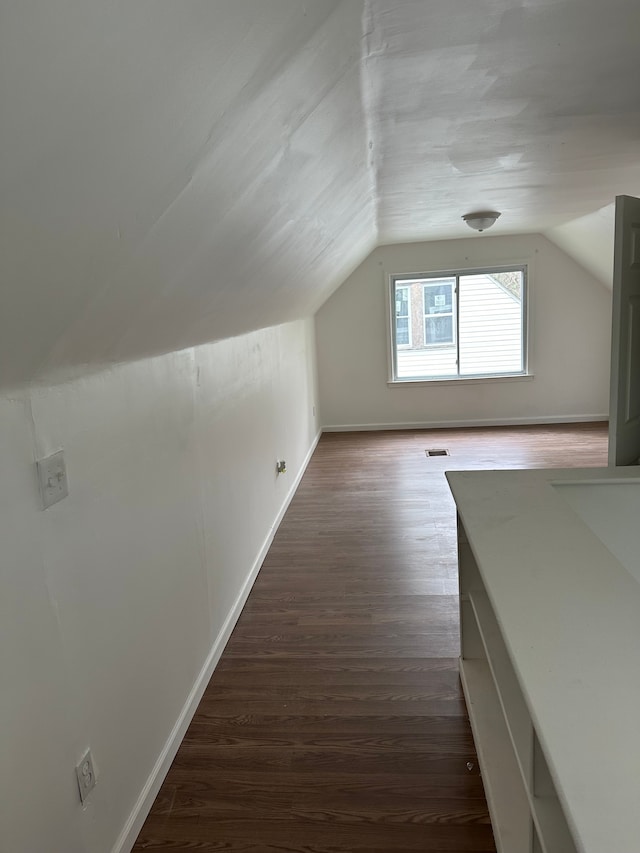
left=458, top=272, right=523, bottom=375
left=394, top=277, right=457, bottom=378
left=395, top=286, right=410, bottom=346
left=426, top=315, right=453, bottom=344
left=396, top=346, right=457, bottom=377
left=425, top=283, right=453, bottom=315
left=395, top=288, right=409, bottom=316
left=424, top=281, right=455, bottom=346
left=396, top=317, right=409, bottom=345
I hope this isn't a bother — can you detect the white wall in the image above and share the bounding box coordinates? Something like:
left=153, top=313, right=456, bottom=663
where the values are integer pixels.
left=0, top=319, right=319, bottom=853
left=316, top=235, right=612, bottom=429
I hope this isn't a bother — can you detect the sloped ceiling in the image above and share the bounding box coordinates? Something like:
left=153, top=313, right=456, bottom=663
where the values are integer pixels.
left=545, top=205, right=615, bottom=288
left=0, top=1, right=375, bottom=389
left=1, top=1, right=639, bottom=389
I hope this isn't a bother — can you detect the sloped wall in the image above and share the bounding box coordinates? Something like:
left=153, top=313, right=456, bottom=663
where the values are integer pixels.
left=316, top=235, right=611, bottom=428
left=0, top=319, right=318, bottom=853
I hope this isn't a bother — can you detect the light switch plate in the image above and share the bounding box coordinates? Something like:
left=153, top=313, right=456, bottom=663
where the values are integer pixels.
left=36, top=450, right=69, bottom=509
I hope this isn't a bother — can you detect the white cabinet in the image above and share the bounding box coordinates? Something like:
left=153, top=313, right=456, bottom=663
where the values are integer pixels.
left=447, top=467, right=640, bottom=853
left=458, top=519, right=576, bottom=853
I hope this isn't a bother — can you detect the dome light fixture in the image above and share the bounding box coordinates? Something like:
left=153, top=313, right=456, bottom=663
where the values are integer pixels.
left=462, top=211, right=501, bottom=232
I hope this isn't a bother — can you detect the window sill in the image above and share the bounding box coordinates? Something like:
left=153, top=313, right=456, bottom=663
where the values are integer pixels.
left=387, top=373, right=534, bottom=388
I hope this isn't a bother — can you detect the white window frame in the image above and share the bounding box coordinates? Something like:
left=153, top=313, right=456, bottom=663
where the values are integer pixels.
left=388, top=265, right=529, bottom=384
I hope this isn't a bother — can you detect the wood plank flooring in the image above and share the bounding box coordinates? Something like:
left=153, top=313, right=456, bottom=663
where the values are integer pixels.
left=133, top=423, right=608, bottom=852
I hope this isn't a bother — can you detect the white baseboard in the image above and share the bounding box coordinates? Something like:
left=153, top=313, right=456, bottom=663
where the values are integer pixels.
left=112, top=428, right=322, bottom=853
left=322, top=415, right=608, bottom=432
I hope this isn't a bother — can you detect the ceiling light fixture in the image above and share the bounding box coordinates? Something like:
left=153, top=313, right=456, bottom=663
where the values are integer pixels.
left=462, top=211, right=501, bottom=232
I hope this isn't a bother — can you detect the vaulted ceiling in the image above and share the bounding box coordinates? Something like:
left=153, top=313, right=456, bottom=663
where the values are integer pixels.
left=1, top=0, right=639, bottom=389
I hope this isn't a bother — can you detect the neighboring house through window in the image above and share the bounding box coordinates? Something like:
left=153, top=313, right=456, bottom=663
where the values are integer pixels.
left=389, top=266, right=527, bottom=381
left=395, top=285, right=411, bottom=347
left=423, top=279, right=455, bottom=346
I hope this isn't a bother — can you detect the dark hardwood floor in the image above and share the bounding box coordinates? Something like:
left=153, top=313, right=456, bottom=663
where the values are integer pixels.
left=133, top=423, right=608, bottom=852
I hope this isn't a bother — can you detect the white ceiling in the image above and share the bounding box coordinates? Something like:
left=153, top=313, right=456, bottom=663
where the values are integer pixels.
left=367, top=0, right=640, bottom=242
left=1, top=0, right=638, bottom=389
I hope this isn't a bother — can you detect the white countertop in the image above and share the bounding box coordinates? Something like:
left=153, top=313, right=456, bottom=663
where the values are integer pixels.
left=446, top=466, right=640, bottom=853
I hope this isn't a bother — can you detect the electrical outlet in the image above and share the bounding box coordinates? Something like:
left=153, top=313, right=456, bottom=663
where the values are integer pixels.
left=36, top=450, right=68, bottom=509
left=76, top=749, right=97, bottom=803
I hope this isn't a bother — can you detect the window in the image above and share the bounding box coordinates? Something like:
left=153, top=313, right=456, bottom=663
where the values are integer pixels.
left=390, top=266, right=527, bottom=381
left=395, top=285, right=411, bottom=347
left=423, top=280, right=455, bottom=346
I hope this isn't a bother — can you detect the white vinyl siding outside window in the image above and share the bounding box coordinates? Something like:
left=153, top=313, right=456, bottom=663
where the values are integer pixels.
left=390, top=266, right=527, bottom=382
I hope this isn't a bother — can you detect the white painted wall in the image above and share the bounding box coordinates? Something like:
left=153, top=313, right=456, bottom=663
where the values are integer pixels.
left=316, top=235, right=612, bottom=429
left=0, top=319, right=319, bottom=853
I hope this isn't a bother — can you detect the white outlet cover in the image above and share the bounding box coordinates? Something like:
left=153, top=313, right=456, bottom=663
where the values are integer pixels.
left=36, top=450, right=69, bottom=509
left=76, top=749, right=97, bottom=803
